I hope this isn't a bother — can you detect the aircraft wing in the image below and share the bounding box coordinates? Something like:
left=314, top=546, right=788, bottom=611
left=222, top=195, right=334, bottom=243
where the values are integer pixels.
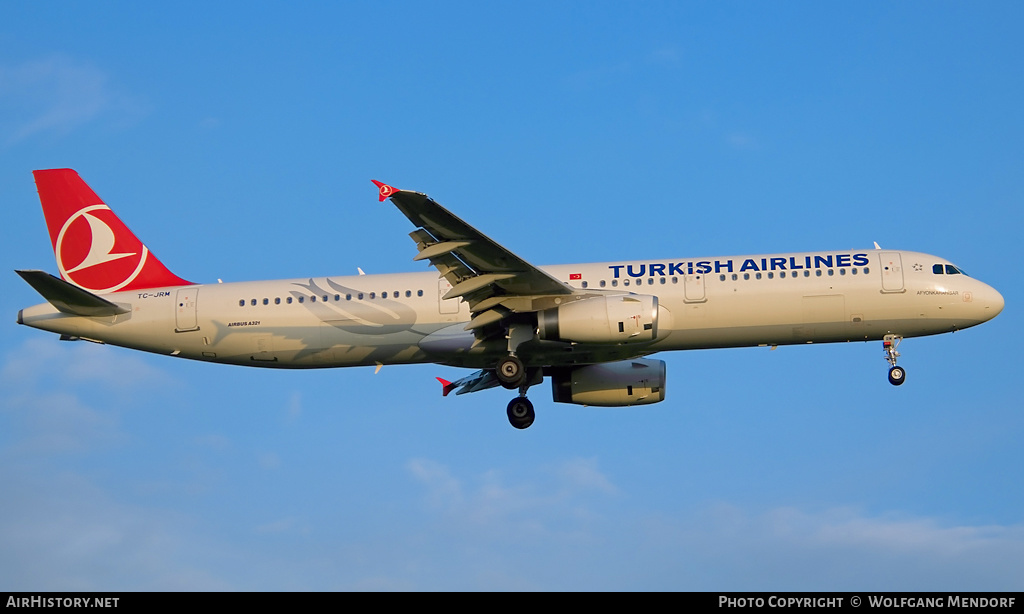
left=374, top=181, right=573, bottom=334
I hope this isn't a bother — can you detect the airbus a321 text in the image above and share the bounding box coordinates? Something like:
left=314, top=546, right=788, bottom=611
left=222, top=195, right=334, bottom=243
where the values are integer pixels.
left=17, top=169, right=1004, bottom=428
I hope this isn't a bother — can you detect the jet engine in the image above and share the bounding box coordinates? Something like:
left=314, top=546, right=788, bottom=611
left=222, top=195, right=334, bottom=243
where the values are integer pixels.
left=538, top=295, right=658, bottom=344
left=550, top=358, right=667, bottom=406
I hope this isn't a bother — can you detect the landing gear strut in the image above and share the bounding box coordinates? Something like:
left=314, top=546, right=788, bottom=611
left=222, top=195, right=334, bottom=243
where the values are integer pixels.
left=883, top=334, right=906, bottom=386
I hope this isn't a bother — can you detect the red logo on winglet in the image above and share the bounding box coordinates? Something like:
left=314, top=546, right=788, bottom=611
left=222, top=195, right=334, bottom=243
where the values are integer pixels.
left=371, top=180, right=396, bottom=202
left=436, top=377, right=457, bottom=397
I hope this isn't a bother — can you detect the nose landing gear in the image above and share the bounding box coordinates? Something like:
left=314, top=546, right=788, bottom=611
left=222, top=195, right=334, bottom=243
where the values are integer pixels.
left=883, top=334, right=906, bottom=386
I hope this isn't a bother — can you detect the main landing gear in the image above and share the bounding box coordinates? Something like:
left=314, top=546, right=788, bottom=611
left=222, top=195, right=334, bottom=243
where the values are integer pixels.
left=500, top=357, right=537, bottom=429
left=883, top=334, right=906, bottom=386
left=507, top=396, right=535, bottom=429
left=497, top=321, right=539, bottom=429
left=496, top=355, right=526, bottom=389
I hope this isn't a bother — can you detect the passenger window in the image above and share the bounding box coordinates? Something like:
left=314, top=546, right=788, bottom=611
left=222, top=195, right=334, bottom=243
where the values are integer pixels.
left=251, top=299, right=257, bottom=306
left=406, top=291, right=412, bottom=298
left=346, top=294, right=352, bottom=300
left=743, top=273, right=750, bottom=280
left=767, top=273, right=774, bottom=279
left=660, top=277, right=666, bottom=284
left=600, top=280, right=607, bottom=287
left=780, top=272, right=786, bottom=278
left=756, top=272, right=762, bottom=280
left=263, top=298, right=269, bottom=305
left=582, top=281, right=588, bottom=288
left=275, top=297, right=281, bottom=305
left=828, top=269, right=834, bottom=276
left=370, top=292, right=376, bottom=299
left=816, top=270, right=822, bottom=277
left=287, top=297, right=293, bottom=304
left=840, top=269, right=846, bottom=275
left=417, top=290, right=423, bottom=297
left=239, top=299, right=245, bottom=307
left=382, top=292, right=388, bottom=298
left=804, top=270, right=810, bottom=277
left=298, top=296, right=305, bottom=303
left=310, top=296, right=316, bottom=302
left=358, top=293, right=364, bottom=300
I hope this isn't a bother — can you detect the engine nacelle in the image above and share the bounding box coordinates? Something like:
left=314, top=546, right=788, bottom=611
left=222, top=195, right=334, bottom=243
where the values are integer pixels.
left=550, top=359, right=667, bottom=407
left=538, top=294, right=658, bottom=344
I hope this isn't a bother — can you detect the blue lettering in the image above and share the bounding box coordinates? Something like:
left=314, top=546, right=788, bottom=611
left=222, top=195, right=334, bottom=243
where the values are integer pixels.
left=836, top=254, right=851, bottom=267
left=627, top=264, right=646, bottom=277
left=740, top=259, right=760, bottom=272
left=696, top=262, right=712, bottom=274
left=789, top=256, right=804, bottom=270
left=814, top=255, right=833, bottom=269
left=609, top=265, right=624, bottom=279
left=714, top=260, right=733, bottom=273
left=649, top=263, right=666, bottom=276
left=770, top=257, right=787, bottom=270
left=852, top=253, right=869, bottom=266
left=668, top=262, right=685, bottom=276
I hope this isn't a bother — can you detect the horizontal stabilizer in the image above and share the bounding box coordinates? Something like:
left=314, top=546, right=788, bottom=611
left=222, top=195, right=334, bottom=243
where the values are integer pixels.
left=16, top=269, right=130, bottom=317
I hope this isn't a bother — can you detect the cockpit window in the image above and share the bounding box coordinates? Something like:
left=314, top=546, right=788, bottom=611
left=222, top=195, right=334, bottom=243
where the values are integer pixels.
left=934, top=263, right=969, bottom=276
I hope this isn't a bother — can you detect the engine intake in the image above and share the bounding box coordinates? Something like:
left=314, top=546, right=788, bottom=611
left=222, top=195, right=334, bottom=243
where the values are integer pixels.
left=538, top=294, right=658, bottom=344
left=550, top=359, right=667, bottom=406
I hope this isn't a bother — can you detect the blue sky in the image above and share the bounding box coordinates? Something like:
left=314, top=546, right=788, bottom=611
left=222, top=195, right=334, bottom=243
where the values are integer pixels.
left=2, top=2, right=1022, bottom=590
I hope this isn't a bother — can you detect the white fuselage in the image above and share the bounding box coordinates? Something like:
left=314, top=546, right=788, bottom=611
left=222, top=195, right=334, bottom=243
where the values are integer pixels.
left=18, top=249, right=1004, bottom=370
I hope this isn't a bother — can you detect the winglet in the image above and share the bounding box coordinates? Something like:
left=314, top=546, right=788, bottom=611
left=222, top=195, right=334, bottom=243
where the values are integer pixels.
left=371, top=180, right=397, bottom=202
left=436, top=377, right=457, bottom=397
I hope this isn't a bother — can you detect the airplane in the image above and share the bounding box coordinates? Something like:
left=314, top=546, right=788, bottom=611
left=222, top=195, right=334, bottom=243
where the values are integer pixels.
left=16, top=169, right=1004, bottom=429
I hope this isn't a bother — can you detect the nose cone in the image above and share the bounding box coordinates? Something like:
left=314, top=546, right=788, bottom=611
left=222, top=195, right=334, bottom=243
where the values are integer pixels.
left=975, top=282, right=1004, bottom=322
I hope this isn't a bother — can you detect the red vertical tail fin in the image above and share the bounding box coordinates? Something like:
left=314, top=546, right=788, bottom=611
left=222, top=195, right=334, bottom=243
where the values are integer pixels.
left=33, top=169, right=191, bottom=294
